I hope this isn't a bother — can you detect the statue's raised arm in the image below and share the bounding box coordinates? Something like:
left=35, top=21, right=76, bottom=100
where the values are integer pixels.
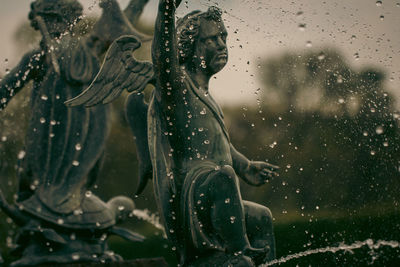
left=152, top=0, right=182, bottom=100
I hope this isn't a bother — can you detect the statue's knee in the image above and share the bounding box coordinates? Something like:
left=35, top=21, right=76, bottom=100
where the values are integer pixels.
left=244, top=202, right=273, bottom=229
left=261, top=207, right=273, bottom=223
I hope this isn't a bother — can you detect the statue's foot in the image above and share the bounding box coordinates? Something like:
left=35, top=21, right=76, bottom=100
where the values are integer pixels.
left=243, top=245, right=270, bottom=266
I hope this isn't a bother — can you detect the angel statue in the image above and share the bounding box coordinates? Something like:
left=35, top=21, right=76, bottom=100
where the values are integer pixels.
left=0, top=0, right=151, bottom=265
left=67, top=0, right=279, bottom=266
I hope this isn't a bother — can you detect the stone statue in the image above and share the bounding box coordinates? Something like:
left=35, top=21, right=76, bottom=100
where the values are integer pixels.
left=0, top=0, right=150, bottom=265
left=66, top=0, right=279, bottom=266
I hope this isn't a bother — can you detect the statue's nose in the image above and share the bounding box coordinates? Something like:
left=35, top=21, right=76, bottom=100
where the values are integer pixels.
left=216, top=36, right=226, bottom=49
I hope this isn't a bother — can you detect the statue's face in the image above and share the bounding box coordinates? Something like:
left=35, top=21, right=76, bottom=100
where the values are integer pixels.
left=43, top=14, right=72, bottom=37
left=194, top=19, right=228, bottom=75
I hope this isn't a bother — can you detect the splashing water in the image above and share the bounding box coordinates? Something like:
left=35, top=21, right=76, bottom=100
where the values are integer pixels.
left=262, top=239, right=400, bottom=266
left=131, top=209, right=165, bottom=232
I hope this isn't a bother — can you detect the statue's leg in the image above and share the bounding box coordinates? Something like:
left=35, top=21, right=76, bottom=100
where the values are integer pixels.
left=243, top=200, right=276, bottom=263
left=194, top=165, right=266, bottom=258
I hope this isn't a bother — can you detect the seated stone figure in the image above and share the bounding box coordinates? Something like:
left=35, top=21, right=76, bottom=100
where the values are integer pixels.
left=149, top=2, right=279, bottom=266
left=66, top=0, right=279, bottom=266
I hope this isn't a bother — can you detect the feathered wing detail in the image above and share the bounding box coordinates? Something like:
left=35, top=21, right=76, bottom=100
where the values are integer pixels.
left=65, top=35, right=154, bottom=107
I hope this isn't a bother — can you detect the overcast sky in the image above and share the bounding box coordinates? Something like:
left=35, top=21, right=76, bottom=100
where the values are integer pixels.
left=0, top=0, right=399, bottom=107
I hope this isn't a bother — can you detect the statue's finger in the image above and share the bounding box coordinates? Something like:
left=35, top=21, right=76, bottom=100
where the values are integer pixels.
left=262, top=168, right=278, bottom=176
left=264, top=162, right=280, bottom=170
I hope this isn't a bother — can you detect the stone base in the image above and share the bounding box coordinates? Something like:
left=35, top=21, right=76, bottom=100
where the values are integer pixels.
left=37, top=258, right=168, bottom=267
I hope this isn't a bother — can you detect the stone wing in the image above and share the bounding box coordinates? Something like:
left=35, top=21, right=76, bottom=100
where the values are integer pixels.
left=65, top=35, right=153, bottom=107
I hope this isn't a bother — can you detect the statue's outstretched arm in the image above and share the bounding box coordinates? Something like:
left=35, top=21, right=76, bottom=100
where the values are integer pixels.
left=0, top=51, right=40, bottom=111
left=231, top=144, right=279, bottom=186
left=152, top=0, right=182, bottom=99
left=230, top=144, right=251, bottom=176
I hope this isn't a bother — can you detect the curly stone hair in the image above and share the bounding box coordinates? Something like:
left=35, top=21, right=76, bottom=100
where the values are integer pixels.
left=176, top=6, right=223, bottom=64
left=28, top=0, right=83, bottom=30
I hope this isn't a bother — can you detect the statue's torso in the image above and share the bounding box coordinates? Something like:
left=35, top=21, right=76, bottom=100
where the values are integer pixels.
left=169, top=76, right=232, bottom=173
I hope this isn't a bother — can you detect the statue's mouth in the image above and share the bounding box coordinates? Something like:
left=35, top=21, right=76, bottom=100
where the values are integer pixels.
left=217, top=53, right=228, bottom=59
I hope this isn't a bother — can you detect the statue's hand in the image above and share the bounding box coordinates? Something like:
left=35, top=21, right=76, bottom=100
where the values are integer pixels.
left=160, top=0, right=182, bottom=7
left=243, top=161, right=279, bottom=186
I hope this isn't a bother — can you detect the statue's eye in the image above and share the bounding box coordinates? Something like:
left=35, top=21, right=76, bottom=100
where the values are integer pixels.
left=221, top=34, right=227, bottom=42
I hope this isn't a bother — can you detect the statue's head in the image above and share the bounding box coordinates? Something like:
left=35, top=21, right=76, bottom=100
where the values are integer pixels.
left=177, top=6, right=228, bottom=75
left=29, top=0, right=83, bottom=37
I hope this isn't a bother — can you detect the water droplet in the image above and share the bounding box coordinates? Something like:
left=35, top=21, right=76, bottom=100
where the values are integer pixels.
left=225, top=198, right=230, bottom=204
left=41, top=95, right=48, bottom=101
left=70, top=233, right=76, bottom=240
left=1, top=136, right=7, bottom=142
left=383, top=141, right=389, bottom=147
left=376, top=1, right=382, bottom=6
left=85, top=190, right=92, bottom=197
left=370, top=150, right=376, bottom=156
left=39, top=117, right=46, bottom=124
left=204, top=140, right=210, bottom=145
left=100, top=233, right=107, bottom=240
left=72, top=160, right=79, bottom=166
left=375, top=126, right=384, bottom=135
left=17, top=150, right=26, bottom=159
left=298, top=24, right=306, bottom=31
left=118, top=205, right=125, bottom=211
left=230, top=216, right=236, bottom=223
left=354, top=53, right=360, bottom=60
left=72, top=254, right=80, bottom=260
left=73, top=209, right=82, bottom=216
left=338, top=98, right=345, bottom=104
left=75, top=143, right=81, bottom=150
left=296, top=189, right=300, bottom=194
left=57, top=218, right=64, bottom=225
left=379, top=15, right=384, bottom=21
left=305, top=41, right=312, bottom=48
left=200, top=108, right=207, bottom=115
